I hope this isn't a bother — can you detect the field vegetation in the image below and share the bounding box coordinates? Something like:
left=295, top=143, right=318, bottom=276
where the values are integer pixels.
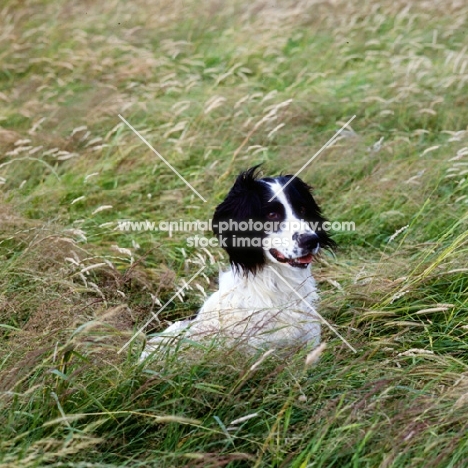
left=1, top=0, right=468, bottom=466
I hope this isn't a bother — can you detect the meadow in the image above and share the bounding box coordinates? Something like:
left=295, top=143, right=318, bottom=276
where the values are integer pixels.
left=0, top=0, right=467, bottom=466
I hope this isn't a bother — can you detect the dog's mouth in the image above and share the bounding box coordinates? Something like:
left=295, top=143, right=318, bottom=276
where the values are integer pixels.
left=269, top=249, right=316, bottom=268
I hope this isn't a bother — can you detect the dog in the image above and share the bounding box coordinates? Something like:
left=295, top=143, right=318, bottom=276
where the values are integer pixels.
left=140, top=166, right=334, bottom=360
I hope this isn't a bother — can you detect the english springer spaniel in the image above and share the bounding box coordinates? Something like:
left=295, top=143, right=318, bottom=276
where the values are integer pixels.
left=141, top=166, right=334, bottom=360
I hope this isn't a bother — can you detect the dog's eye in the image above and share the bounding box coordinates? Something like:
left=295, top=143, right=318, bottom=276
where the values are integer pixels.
left=299, top=206, right=306, bottom=216
left=267, top=211, right=280, bottom=220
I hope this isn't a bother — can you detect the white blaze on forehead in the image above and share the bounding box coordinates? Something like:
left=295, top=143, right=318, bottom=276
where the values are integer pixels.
left=267, top=181, right=295, bottom=220
left=266, top=180, right=314, bottom=235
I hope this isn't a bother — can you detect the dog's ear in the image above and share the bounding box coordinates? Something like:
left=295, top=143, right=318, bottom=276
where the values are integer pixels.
left=212, top=166, right=264, bottom=231
left=212, top=166, right=267, bottom=275
left=228, top=165, right=263, bottom=193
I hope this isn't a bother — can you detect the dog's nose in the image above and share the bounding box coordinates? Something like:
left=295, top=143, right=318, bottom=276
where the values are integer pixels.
left=295, top=232, right=320, bottom=250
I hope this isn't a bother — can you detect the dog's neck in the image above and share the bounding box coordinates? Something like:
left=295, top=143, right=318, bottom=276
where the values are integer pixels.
left=231, top=261, right=316, bottom=294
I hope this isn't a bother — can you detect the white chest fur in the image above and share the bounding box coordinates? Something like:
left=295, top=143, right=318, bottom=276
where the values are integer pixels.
left=141, top=262, right=321, bottom=360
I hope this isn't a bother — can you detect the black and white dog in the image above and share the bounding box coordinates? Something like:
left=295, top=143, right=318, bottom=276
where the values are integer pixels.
left=141, top=166, right=334, bottom=359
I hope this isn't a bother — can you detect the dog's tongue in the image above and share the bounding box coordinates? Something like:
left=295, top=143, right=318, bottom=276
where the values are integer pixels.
left=295, top=253, right=314, bottom=264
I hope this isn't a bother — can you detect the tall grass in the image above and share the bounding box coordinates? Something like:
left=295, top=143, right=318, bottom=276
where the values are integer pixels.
left=1, top=0, right=467, bottom=466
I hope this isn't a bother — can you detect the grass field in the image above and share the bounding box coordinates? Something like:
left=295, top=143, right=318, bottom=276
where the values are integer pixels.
left=1, top=0, right=468, bottom=466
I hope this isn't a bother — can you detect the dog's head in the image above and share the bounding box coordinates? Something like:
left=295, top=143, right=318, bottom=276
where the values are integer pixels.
left=212, top=166, right=335, bottom=275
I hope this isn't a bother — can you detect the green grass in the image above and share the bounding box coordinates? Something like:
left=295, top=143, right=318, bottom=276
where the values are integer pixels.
left=1, top=0, right=468, bottom=466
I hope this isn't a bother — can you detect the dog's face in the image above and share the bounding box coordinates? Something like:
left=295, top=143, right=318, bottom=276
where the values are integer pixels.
left=212, top=166, right=335, bottom=275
